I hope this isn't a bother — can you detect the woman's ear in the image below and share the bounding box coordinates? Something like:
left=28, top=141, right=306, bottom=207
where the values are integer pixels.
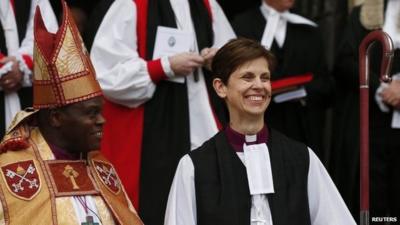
left=213, top=78, right=227, bottom=98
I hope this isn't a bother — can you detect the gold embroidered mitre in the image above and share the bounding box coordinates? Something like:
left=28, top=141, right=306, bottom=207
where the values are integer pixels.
left=33, top=1, right=102, bottom=109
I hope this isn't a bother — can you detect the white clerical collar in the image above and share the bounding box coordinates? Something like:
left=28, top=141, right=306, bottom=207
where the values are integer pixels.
left=259, top=1, right=317, bottom=49
left=260, top=2, right=281, bottom=18
left=243, top=142, right=275, bottom=195
left=245, top=134, right=257, bottom=143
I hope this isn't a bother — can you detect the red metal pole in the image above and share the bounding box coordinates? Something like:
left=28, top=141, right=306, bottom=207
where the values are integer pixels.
left=359, top=30, right=393, bottom=225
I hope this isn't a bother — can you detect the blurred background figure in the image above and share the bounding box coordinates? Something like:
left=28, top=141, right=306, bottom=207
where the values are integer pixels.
left=231, top=0, right=334, bottom=161
left=0, top=0, right=57, bottom=138
left=330, top=0, right=400, bottom=222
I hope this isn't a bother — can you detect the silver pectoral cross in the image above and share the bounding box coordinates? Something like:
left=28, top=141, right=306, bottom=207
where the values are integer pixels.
left=81, top=216, right=99, bottom=225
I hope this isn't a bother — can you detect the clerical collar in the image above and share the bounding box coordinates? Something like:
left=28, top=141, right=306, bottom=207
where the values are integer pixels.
left=259, top=1, right=316, bottom=49
left=48, top=143, right=80, bottom=160
left=260, top=1, right=317, bottom=26
left=225, top=125, right=269, bottom=152
left=261, top=1, right=282, bottom=17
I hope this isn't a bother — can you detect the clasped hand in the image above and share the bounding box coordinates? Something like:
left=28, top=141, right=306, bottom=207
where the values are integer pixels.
left=0, top=56, right=23, bottom=93
left=380, top=80, right=400, bottom=109
left=169, top=47, right=218, bottom=76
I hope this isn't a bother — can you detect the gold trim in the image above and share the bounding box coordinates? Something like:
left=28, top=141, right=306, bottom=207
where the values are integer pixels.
left=30, top=128, right=53, bottom=161
left=33, top=1, right=102, bottom=109
left=88, top=153, right=144, bottom=225
left=93, top=196, right=116, bottom=225
left=89, top=165, right=125, bottom=224
left=55, top=26, right=86, bottom=77
left=360, top=0, right=384, bottom=30
left=30, top=134, right=58, bottom=225
left=33, top=43, right=51, bottom=81
left=4, top=110, right=37, bottom=137
left=44, top=160, right=99, bottom=197
left=91, top=159, right=121, bottom=195
left=121, top=181, right=138, bottom=213
left=61, top=75, right=101, bottom=101
left=0, top=175, right=10, bottom=225
left=0, top=160, right=42, bottom=201
left=0, top=135, right=55, bottom=225
left=55, top=197, right=80, bottom=224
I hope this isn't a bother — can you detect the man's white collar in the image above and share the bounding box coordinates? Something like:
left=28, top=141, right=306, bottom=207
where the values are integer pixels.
left=260, top=2, right=317, bottom=26
left=259, top=1, right=317, bottom=49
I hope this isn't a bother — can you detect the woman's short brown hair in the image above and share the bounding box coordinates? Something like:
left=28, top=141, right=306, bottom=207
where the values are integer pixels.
left=211, top=38, right=276, bottom=84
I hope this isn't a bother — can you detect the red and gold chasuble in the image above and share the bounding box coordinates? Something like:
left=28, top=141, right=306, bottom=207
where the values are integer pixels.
left=0, top=117, right=143, bottom=225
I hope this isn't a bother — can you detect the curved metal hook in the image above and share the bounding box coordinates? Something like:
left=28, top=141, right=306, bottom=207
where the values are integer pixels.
left=358, top=30, right=394, bottom=225
left=359, top=30, right=394, bottom=86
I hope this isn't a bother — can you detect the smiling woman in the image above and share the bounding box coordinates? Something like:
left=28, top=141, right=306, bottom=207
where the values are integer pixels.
left=211, top=38, right=275, bottom=135
left=164, top=38, right=356, bottom=225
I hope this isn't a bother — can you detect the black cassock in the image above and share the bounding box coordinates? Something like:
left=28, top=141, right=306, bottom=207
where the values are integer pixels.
left=231, top=6, right=333, bottom=159
left=331, top=4, right=400, bottom=221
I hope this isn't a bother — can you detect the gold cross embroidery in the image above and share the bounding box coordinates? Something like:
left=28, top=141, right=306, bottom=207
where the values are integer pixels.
left=63, top=165, right=80, bottom=190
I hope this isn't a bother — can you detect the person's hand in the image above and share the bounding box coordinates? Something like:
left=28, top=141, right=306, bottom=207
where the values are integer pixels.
left=380, top=80, right=400, bottom=109
left=200, top=47, right=218, bottom=71
left=0, top=56, right=23, bottom=93
left=169, top=52, right=204, bottom=76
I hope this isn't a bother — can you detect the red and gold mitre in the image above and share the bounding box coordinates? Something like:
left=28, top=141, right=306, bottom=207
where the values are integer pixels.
left=33, top=1, right=102, bottom=109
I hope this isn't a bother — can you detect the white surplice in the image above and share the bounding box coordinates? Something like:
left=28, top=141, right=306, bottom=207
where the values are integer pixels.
left=90, top=0, right=236, bottom=149
left=0, top=0, right=58, bottom=129
left=164, top=147, right=356, bottom=225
